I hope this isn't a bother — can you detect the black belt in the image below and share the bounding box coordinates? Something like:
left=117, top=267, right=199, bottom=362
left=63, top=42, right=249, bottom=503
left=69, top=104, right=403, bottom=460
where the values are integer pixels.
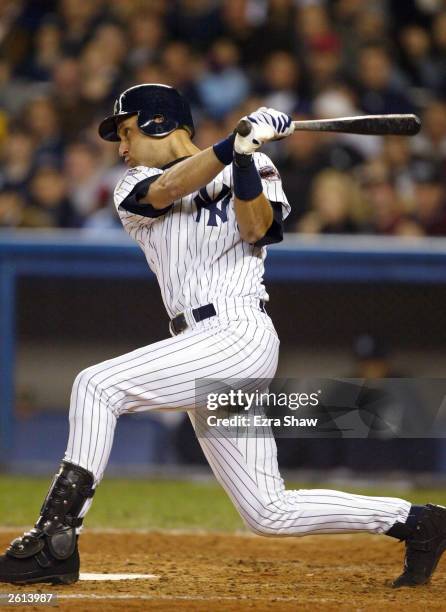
left=170, top=300, right=266, bottom=335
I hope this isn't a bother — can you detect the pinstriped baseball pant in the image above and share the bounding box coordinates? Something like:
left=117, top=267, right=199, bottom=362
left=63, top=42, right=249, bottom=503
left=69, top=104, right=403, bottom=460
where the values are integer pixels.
left=64, top=308, right=410, bottom=535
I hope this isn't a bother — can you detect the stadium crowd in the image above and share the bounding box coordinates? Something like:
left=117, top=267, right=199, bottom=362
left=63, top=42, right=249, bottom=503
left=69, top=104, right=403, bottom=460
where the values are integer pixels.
left=0, top=0, right=445, bottom=235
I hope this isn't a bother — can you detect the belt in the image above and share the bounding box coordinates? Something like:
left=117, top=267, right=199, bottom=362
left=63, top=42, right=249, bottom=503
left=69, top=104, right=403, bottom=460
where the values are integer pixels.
left=170, top=300, right=267, bottom=335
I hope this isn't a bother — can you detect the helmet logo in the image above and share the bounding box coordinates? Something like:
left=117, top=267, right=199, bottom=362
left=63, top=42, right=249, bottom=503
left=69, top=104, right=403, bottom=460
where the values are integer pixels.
left=153, top=114, right=164, bottom=123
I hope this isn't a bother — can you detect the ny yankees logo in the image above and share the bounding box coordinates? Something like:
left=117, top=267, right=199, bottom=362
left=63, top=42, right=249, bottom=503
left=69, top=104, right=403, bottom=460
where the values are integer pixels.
left=194, top=185, right=231, bottom=226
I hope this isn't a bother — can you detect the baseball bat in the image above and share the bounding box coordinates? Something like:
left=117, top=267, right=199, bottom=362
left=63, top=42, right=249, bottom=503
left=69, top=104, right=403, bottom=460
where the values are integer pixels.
left=236, top=114, right=421, bottom=137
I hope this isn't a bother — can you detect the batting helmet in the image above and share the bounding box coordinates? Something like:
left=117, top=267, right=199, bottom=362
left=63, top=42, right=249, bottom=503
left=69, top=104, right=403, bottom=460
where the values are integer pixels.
left=98, top=84, right=195, bottom=142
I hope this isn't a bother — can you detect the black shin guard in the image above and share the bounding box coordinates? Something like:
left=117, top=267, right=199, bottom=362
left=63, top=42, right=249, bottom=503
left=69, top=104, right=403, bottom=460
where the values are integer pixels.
left=7, top=462, right=95, bottom=563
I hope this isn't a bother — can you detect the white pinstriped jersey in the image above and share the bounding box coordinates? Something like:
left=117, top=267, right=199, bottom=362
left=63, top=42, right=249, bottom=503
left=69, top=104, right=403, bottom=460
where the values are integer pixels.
left=113, top=152, right=290, bottom=318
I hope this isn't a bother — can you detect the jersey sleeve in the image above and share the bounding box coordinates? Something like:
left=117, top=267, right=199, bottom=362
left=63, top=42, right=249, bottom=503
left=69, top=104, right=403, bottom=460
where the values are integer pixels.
left=114, top=166, right=173, bottom=218
left=253, top=152, right=291, bottom=220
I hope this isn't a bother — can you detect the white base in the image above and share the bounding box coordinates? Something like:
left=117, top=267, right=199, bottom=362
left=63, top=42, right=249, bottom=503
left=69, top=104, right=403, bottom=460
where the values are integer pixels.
left=79, top=573, right=158, bottom=581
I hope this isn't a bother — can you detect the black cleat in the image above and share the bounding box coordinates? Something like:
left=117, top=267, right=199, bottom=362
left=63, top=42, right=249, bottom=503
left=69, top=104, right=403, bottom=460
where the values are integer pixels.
left=0, top=529, right=79, bottom=585
left=392, top=504, right=446, bottom=588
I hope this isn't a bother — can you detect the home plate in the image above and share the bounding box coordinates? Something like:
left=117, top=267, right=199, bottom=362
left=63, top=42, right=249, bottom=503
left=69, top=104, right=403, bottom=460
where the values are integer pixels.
left=80, top=573, right=158, bottom=581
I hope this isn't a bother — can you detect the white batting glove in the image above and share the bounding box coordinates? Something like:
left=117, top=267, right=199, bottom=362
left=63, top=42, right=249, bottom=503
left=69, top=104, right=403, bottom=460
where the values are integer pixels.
left=247, top=107, right=294, bottom=139
left=234, top=107, right=294, bottom=155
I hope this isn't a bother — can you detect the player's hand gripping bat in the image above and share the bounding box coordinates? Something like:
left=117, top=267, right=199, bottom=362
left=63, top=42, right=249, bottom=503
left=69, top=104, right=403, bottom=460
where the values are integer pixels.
left=236, top=114, right=421, bottom=138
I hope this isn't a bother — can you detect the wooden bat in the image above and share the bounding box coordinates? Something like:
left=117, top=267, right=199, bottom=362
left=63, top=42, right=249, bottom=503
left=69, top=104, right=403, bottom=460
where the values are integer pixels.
left=236, top=114, right=421, bottom=137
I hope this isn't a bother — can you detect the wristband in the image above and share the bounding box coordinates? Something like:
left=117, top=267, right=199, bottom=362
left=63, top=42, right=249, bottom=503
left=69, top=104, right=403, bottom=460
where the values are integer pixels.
left=233, top=154, right=263, bottom=201
left=212, top=133, right=236, bottom=165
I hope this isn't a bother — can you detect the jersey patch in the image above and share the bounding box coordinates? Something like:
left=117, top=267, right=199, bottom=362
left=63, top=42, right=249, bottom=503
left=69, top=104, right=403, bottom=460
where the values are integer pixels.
left=259, top=165, right=280, bottom=181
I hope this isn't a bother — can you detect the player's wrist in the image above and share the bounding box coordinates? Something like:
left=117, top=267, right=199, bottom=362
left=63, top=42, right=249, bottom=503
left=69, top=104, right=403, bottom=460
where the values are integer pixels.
left=233, top=151, right=253, bottom=168
left=232, top=154, right=263, bottom=201
left=212, top=133, right=236, bottom=165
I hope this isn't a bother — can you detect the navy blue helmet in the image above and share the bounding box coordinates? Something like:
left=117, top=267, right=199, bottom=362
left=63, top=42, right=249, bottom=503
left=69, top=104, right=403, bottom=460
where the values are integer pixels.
left=98, top=84, right=195, bottom=141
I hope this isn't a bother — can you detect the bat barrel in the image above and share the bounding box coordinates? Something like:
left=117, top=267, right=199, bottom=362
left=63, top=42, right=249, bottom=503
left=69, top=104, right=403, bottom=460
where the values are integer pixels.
left=293, top=114, right=421, bottom=136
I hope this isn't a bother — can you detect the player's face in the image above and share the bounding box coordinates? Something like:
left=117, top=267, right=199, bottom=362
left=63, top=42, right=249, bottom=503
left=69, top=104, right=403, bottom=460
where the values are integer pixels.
left=117, top=115, right=158, bottom=167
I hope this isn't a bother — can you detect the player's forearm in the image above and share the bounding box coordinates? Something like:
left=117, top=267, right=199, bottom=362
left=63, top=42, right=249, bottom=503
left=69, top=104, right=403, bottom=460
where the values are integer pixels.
left=235, top=193, right=273, bottom=243
left=140, top=147, right=225, bottom=208
left=140, top=135, right=235, bottom=209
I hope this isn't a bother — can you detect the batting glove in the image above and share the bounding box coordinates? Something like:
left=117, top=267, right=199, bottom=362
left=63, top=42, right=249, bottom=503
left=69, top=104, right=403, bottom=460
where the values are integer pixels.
left=234, top=107, right=293, bottom=155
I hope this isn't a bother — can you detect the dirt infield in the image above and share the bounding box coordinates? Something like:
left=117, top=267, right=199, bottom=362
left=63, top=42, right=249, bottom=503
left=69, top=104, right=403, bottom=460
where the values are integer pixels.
left=0, top=530, right=445, bottom=611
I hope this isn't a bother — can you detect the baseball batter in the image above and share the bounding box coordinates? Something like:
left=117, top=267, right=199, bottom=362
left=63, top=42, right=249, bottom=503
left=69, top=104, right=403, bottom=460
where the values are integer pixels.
left=1, top=84, right=445, bottom=588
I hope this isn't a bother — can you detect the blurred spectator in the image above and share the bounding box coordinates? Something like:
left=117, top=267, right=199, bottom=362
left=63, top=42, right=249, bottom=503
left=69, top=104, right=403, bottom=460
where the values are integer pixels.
left=296, top=4, right=331, bottom=44
left=380, top=135, right=413, bottom=199
left=0, top=127, right=34, bottom=193
left=355, top=44, right=415, bottom=115
left=313, top=86, right=381, bottom=159
left=0, top=191, right=26, bottom=228
left=354, top=6, right=388, bottom=45
left=358, top=160, right=409, bottom=235
left=256, top=51, right=303, bottom=115
left=249, top=0, right=296, bottom=59
left=0, top=1, right=29, bottom=69
left=277, top=127, right=326, bottom=228
left=82, top=186, right=121, bottom=230
left=220, top=0, right=258, bottom=62
left=167, top=0, right=222, bottom=52
left=52, top=57, right=93, bottom=140
left=398, top=25, right=438, bottom=90
left=161, top=42, right=199, bottom=97
left=412, top=99, right=446, bottom=161
left=408, top=158, right=446, bottom=236
left=0, top=0, right=445, bottom=235
left=58, top=0, right=105, bottom=55
left=431, top=10, right=446, bottom=95
left=352, top=334, right=398, bottom=378
left=17, top=19, right=62, bottom=82
left=126, top=13, right=165, bottom=69
left=0, top=56, right=43, bottom=115
left=79, top=26, right=125, bottom=109
left=306, top=34, right=343, bottom=97
left=24, top=96, right=64, bottom=166
left=196, top=39, right=249, bottom=119
left=134, top=62, right=168, bottom=90
left=27, top=166, right=79, bottom=228
left=278, top=101, right=365, bottom=229
left=297, top=169, right=364, bottom=234
left=193, top=117, right=226, bottom=150
left=64, top=141, right=107, bottom=220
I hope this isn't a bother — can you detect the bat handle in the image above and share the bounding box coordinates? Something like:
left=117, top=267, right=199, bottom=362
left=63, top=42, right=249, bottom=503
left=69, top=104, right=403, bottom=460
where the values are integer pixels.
left=235, top=119, right=252, bottom=137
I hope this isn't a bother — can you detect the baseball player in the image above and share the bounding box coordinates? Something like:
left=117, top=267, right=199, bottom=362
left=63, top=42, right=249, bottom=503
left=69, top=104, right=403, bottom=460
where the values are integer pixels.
left=1, top=84, right=445, bottom=588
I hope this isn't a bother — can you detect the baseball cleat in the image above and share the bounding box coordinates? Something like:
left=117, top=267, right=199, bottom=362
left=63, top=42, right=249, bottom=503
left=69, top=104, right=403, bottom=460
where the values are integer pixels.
left=392, top=504, right=446, bottom=588
left=0, top=529, right=79, bottom=585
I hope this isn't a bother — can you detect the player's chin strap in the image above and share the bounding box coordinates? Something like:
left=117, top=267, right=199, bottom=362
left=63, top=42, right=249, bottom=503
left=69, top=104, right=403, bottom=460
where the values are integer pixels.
left=7, top=461, right=95, bottom=563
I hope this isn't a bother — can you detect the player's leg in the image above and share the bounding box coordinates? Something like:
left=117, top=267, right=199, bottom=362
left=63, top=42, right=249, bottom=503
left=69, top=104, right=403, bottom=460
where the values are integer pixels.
left=189, top=409, right=446, bottom=586
left=189, top=409, right=410, bottom=536
left=0, top=317, right=276, bottom=584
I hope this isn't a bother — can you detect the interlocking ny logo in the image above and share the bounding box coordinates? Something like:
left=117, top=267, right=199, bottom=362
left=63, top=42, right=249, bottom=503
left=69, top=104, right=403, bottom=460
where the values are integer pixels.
left=194, top=185, right=231, bottom=226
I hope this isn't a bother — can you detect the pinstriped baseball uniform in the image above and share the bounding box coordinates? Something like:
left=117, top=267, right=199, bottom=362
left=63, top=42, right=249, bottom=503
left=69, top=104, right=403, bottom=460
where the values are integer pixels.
left=113, top=152, right=286, bottom=317
left=64, top=154, right=410, bottom=534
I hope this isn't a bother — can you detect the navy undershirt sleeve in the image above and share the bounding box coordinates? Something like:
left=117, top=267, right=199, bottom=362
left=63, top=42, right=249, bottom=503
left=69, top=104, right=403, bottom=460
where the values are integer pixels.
left=119, top=176, right=173, bottom=218
left=253, top=201, right=284, bottom=247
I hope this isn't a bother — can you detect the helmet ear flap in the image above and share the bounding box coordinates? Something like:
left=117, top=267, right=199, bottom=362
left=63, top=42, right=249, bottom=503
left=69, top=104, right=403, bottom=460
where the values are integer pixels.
left=137, top=110, right=179, bottom=137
